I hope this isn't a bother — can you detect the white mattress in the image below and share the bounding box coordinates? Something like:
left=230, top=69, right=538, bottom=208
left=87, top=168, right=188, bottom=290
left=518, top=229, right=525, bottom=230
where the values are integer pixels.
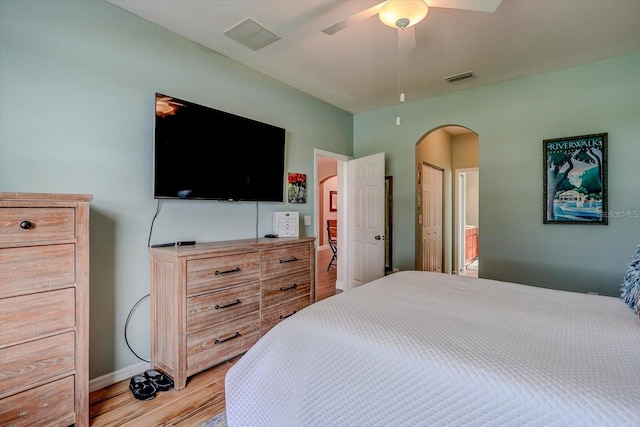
left=225, top=271, right=640, bottom=426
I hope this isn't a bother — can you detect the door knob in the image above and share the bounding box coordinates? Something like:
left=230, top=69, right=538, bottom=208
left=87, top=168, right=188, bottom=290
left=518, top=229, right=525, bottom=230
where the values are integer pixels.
left=374, top=235, right=385, bottom=240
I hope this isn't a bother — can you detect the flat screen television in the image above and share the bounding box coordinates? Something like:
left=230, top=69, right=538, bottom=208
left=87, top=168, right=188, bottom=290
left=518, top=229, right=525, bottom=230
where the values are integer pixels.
left=154, top=93, right=286, bottom=202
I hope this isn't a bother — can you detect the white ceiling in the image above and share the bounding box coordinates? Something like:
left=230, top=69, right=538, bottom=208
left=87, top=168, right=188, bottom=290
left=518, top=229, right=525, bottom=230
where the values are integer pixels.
left=107, top=0, right=640, bottom=114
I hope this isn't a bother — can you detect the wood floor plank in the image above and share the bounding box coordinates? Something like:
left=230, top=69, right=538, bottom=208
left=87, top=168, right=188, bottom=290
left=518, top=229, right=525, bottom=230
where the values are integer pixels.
left=90, top=361, right=234, bottom=426
left=170, top=399, right=227, bottom=426
left=118, top=383, right=225, bottom=427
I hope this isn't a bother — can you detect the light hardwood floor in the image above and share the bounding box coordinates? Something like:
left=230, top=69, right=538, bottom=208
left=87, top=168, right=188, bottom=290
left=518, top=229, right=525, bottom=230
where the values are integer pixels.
left=89, top=248, right=338, bottom=426
left=316, top=246, right=339, bottom=301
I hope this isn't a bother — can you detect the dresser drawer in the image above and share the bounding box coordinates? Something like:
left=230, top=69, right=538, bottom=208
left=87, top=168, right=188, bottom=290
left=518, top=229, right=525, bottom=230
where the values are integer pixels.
left=0, top=244, right=75, bottom=298
left=0, top=332, right=74, bottom=397
left=0, top=207, right=75, bottom=245
left=0, top=375, right=75, bottom=427
left=187, top=282, right=260, bottom=334
left=261, top=244, right=311, bottom=280
left=0, top=288, right=75, bottom=346
left=186, top=253, right=260, bottom=296
left=187, top=312, right=260, bottom=376
left=261, top=295, right=310, bottom=335
left=262, top=270, right=311, bottom=309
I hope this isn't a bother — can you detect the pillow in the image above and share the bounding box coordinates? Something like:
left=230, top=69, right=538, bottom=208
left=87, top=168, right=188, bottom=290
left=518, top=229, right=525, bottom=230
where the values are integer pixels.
left=620, top=244, right=640, bottom=317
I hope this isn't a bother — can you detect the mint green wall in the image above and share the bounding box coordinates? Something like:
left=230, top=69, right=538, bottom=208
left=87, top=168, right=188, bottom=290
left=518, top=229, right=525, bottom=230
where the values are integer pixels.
left=355, top=53, right=640, bottom=296
left=0, top=0, right=353, bottom=379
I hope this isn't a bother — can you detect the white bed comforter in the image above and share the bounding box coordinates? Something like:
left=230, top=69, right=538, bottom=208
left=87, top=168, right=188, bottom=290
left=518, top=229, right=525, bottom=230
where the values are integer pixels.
left=225, top=271, right=640, bottom=426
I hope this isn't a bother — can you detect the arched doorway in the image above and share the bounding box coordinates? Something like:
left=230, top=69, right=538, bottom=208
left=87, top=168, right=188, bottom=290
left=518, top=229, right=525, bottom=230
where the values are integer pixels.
left=415, top=125, right=479, bottom=276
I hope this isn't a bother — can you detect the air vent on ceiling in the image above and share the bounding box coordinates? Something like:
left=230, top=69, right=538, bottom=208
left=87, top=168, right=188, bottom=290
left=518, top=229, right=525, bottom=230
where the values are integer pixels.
left=445, top=71, right=475, bottom=83
left=224, top=18, right=281, bottom=51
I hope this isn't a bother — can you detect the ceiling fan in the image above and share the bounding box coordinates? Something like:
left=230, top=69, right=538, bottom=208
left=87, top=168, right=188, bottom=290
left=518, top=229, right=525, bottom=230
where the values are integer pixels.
left=322, top=0, right=502, bottom=48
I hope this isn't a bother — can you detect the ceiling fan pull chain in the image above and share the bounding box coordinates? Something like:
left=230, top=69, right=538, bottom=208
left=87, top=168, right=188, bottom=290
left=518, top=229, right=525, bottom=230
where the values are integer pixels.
left=396, top=26, right=404, bottom=126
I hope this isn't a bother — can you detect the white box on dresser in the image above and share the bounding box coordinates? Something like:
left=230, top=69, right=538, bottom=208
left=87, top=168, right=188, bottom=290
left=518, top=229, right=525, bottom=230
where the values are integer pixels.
left=273, top=211, right=299, bottom=237
left=0, top=192, right=92, bottom=427
left=149, top=237, right=315, bottom=390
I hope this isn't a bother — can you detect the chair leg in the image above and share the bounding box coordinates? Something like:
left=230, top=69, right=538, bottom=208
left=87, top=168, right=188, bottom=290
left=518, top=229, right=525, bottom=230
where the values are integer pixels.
left=327, top=252, right=337, bottom=270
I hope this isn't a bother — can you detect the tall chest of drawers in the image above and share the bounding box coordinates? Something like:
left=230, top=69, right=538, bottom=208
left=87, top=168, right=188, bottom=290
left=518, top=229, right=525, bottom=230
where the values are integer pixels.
left=150, top=237, right=315, bottom=390
left=0, top=192, right=91, bottom=426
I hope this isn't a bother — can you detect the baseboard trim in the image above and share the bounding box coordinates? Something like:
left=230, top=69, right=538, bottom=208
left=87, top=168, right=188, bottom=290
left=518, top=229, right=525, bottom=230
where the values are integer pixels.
left=89, top=361, right=150, bottom=392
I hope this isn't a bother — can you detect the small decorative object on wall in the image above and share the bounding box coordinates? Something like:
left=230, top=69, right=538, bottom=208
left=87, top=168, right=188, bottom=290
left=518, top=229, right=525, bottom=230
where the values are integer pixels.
left=329, top=191, right=337, bottom=212
left=288, top=172, right=307, bottom=204
left=543, top=132, right=607, bottom=225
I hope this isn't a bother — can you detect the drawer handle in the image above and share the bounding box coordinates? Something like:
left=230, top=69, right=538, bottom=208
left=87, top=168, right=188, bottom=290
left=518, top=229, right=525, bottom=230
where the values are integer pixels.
left=280, top=310, right=297, bottom=320
left=279, top=257, right=298, bottom=264
left=279, top=283, right=297, bottom=292
left=215, top=299, right=241, bottom=310
left=214, top=331, right=240, bottom=344
left=215, top=267, right=240, bottom=275
left=20, top=220, right=33, bottom=230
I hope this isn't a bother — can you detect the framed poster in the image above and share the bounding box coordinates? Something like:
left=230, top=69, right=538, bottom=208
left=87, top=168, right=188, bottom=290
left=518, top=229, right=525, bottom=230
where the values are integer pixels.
left=543, top=133, right=607, bottom=224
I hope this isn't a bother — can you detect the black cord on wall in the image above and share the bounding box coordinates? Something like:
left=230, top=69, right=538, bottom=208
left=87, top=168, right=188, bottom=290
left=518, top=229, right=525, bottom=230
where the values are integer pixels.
left=124, top=293, right=150, bottom=363
left=124, top=200, right=163, bottom=362
left=147, top=199, right=162, bottom=247
left=256, top=201, right=259, bottom=239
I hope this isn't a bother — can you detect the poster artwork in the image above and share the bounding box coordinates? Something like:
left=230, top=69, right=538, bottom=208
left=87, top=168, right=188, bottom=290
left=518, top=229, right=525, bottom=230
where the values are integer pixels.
left=543, top=133, right=607, bottom=225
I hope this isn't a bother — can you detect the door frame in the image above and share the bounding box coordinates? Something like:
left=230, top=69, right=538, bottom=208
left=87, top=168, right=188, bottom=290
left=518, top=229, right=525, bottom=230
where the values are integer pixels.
left=455, top=167, right=479, bottom=274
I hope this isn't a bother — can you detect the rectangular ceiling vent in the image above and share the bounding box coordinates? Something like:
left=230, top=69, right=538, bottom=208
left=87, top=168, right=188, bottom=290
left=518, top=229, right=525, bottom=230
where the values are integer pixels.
left=224, top=18, right=281, bottom=51
left=445, top=71, right=475, bottom=84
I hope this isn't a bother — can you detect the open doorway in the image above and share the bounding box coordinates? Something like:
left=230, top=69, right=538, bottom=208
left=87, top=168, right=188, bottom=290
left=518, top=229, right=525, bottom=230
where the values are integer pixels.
left=314, top=149, right=388, bottom=299
left=415, top=126, right=478, bottom=276
left=314, top=150, right=348, bottom=301
left=317, top=162, right=339, bottom=301
left=456, top=168, right=479, bottom=277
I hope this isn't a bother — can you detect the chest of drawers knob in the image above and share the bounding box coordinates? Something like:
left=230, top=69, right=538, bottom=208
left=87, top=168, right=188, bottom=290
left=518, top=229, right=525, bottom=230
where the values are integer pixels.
left=215, top=266, right=241, bottom=275
left=19, top=220, right=33, bottom=229
left=280, top=310, right=297, bottom=320
left=214, top=331, right=241, bottom=344
left=215, top=299, right=241, bottom=310
left=279, top=283, right=298, bottom=292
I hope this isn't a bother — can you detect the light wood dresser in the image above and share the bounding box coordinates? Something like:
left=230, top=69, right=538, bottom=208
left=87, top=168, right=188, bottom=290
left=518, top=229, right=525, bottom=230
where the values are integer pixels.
left=0, top=192, right=91, bottom=426
left=149, top=237, right=315, bottom=390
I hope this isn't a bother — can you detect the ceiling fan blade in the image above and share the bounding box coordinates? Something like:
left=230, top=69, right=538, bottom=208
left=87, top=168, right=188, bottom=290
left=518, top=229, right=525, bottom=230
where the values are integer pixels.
left=398, top=26, right=416, bottom=51
left=427, top=0, right=502, bottom=13
left=322, top=2, right=385, bottom=35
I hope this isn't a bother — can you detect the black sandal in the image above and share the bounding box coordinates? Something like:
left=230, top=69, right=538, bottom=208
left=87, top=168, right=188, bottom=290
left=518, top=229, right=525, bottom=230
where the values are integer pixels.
left=144, top=369, right=174, bottom=392
left=129, top=374, right=157, bottom=400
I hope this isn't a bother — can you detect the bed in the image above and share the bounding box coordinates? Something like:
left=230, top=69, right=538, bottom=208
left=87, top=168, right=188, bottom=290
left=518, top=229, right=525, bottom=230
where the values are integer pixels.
left=225, top=271, right=640, bottom=426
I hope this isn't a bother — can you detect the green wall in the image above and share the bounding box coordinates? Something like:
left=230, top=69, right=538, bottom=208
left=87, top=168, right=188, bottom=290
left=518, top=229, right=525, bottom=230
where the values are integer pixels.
left=2, top=0, right=638, bottom=382
left=0, top=0, right=353, bottom=379
left=355, top=52, right=640, bottom=296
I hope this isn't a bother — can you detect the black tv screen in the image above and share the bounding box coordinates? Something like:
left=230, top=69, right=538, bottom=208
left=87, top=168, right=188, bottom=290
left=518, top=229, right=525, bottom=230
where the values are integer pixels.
left=154, top=93, right=286, bottom=202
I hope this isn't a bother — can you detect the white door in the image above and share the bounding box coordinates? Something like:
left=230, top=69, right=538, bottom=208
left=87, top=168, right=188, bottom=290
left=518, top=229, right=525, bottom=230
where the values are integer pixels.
left=347, top=152, right=386, bottom=288
left=422, top=163, right=443, bottom=272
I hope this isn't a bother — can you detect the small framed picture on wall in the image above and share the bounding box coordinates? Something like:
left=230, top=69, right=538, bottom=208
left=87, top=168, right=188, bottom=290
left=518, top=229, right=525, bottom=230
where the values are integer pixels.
left=329, top=191, right=337, bottom=212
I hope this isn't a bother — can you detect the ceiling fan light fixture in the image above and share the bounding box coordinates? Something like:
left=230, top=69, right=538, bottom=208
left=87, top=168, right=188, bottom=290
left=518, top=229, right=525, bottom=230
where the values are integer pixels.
left=379, top=0, right=428, bottom=29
